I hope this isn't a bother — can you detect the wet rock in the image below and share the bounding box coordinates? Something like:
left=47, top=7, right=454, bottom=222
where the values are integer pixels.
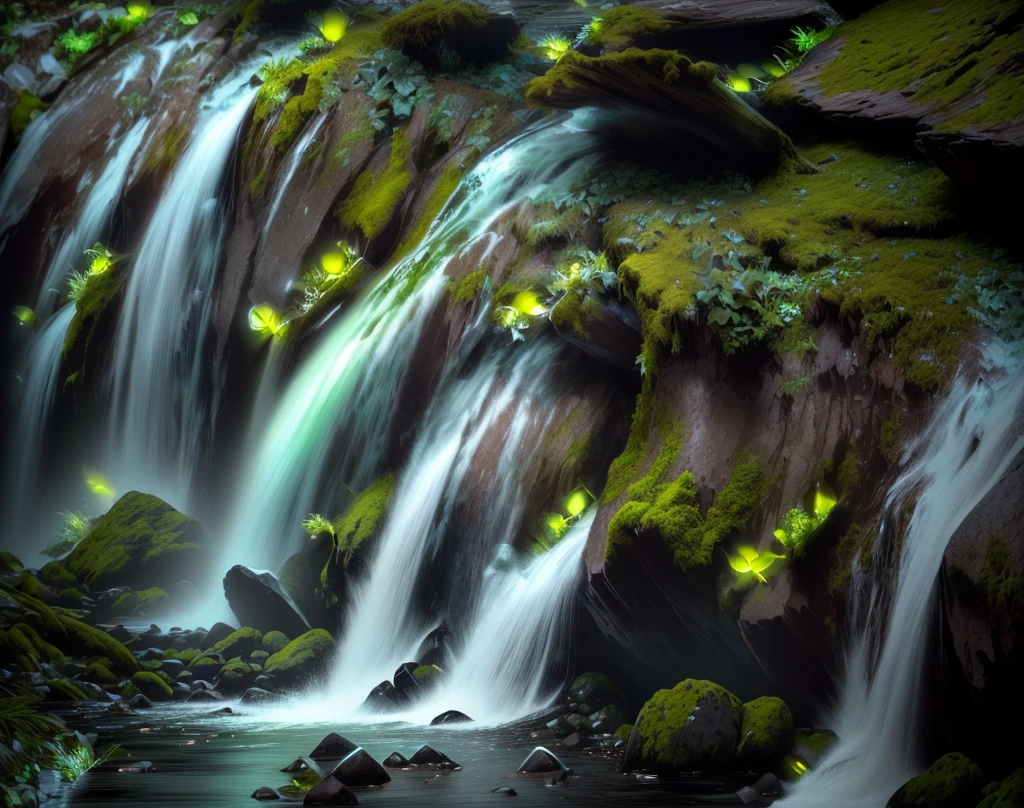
left=517, top=747, right=572, bottom=777
left=324, top=748, right=391, bottom=788
left=310, top=732, right=358, bottom=761
left=302, top=776, right=359, bottom=806
left=253, top=675, right=277, bottom=691
left=209, top=707, right=234, bottom=715
left=568, top=673, right=624, bottom=711
left=191, top=657, right=223, bottom=681
left=736, top=772, right=784, bottom=804
left=737, top=697, right=794, bottom=768
left=160, top=659, right=185, bottom=677
left=415, top=626, right=452, bottom=669
left=383, top=752, right=409, bottom=768
left=241, top=687, right=276, bottom=705
left=136, top=647, right=163, bottom=662
left=430, top=710, right=472, bottom=725
left=560, top=733, right=581, bottom=748
left=552, top=295, right=642, bottom=371
left=363, top=680, right=400, bottom=712
left=185, top=689, right=223, bottom=703
left=408, top=745, right=460, bottom=769
left=545, top=717, right=574, bottom=738
left=263, top=629, right=335, bottom=687
left=128, top=693, right=153, bottom=709
left=492, top=786, right=518, bottom=796
left=621, top=679, right=742, bottom=774
left=251, top=786, right=280, bottom=801
left=586, top=704, right=628, bottom=732
left=392, top=662, right=421, bottom=700
left=886, top=753, right=983, bottom=808
left=791, top=729, right=837, bottom=769
left=282, top=758, right=310, bottom=773
left=199, top=622, right=236, bottom=651
left=223, top=565, right=311, bottom=638
left=191, top=679, right=216, bottom=691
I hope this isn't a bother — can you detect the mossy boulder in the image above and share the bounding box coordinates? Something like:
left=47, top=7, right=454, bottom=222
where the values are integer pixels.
left=621, top=679, right=743, bottom=773
left=131, top=670, right=173, bottom=701
left=568, top=672, right=625, bottom=711
left=43, top=679, right=90, bottom=702
left=887, top=753, right=984, bottom=808
left=977, top=768, right=1024, bottom=808
left=217, top=657, right=259, bottom=694
left=54, top=613, right=138, bottom=674
left=614, top=723, right=634, bottom=740
left=112, top=587, right=171, bottom=616
left=0, top=551, right=24, bottom=574
left=264, top=628, right=335, bottom=687
left=380, top=0, right=519, bottom=70
left=83, top=658, right=117, bottom=685
left=736, top=697, right=794, bottom=768
left=211, top=627, right=263, bottom=660
left=16, top=570, right=53, bottom=601
left=261, top=631, right=290, bottom=654
left=64, top=491, right=205, bottom=591
left=587, top=704, right=630, bottom=732
left=38, top=561, right=77, bottom=588
left=190, top=656, right=223, bottom=681
left=0, top=623, right=66, bottom=671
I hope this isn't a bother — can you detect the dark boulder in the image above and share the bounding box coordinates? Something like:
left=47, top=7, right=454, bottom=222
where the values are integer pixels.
left=408, top=745, right=460, bottom=769
left=414, top=626, right=452, bottom=668
left=281, top=759, right=310, bottom=773
left=392, top=662, right=421, bottom=700
left=737, top=772, right=784, bottom=805
left=886, top=753, right=983, bottom=808
left=551, top=294, right=642, bottom=371
left=492, top=786, right=517, bottom=795
left=363, top=680, right=400, bottom=712
left=185, top=689, right=223, bottom=703
left=430, top=710, right=472, bottom=725
left=324, top=748, right=391, bottom=788
left=383, top=752, right=408, bottom=768
left=128, top=694, right=153, bottom=709
left=302, top=776, right=359, bottom=806
left=105, top=624, right=133, bottom=643
left=223, top=566, right=311, bottom=638
left=310, top=732, right=358, bottom=761
left=241, top=687, right=276, bottom=705
left=251, top=786, right=280, bottom=801
left=567, top=673, right=624, bottom=711
left=199, top=622, right=236, bottom=651
left=517, top=747, right=572, bottom=777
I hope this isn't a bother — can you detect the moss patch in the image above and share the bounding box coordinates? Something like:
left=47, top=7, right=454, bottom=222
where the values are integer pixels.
left=112, top=586, right=170, bottom=616
left=131, top=670, right=173, bottom=701
left=395, top=158, right=466, bottom=259
left=894, top=752, right=983, bottom=807
left=587, top=6, right=667, bottom=52
left=262, top=630, right=290, bottom=654
left=829, top=523, right=874, bottom=597
left=211, top=627, right=263, bottom=660
left=11, top=90, right=49, bottom=140
left=448, top=268, right=487, bottom=304
left=979, top=536, right=1024, bottom=620
left=64, top=491, right=204, bottom=591
left=337, top=129, right=413, bottom=240
left=56, top=613, right=138, bottom=673
left=264, top=628, right=335, bottom=684
left=737, top=697, right=793, bottom=767
left=62, top=264, right=127, bottom=384
left=881, top=411, right=903, bottom=462
left=328, top=472, right=395, bottom=569
left=380, top=0, right=489, bottom=51
left=977, top=768, right=1024, bottom=808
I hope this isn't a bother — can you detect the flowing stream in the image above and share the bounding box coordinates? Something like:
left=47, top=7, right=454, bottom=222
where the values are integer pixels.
left=105, top=60, right=264, bottom=511
left=785, top=347, right=1024, bottom=807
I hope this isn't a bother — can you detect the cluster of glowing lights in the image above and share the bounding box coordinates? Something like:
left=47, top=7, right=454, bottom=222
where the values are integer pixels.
left=84, top=468, right=115, bottom=499
left=249, top=304, right=289, bottom=339
left=12, top=305, right=38, bottom=328
left=538, top=34, right=572, bottom=62
left=321, top=242, right=358, bottom=276
left=544, top=487, right=593, bottom=542
left=126, top=3, right=149, bottom=21
left=727, top=546, right=784, bottom=584
left=320, top=9, right=349, bottom=43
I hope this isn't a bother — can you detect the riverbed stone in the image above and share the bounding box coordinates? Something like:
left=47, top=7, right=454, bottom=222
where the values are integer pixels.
left=325, top=748, right=391, bottom=787
left=310, top=732, right=358, bottom=761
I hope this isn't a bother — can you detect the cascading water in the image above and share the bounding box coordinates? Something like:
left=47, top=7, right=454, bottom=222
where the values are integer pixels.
left=4, top=305, right=77, bottom=543
left=105, top=61, right=264, bottom=510
left=785, top=347, right=1024, bottom=808
left=260, top=113, right=326, bottom=248
left=223, top=112, right=599, bottom=574
left=329, top=337, right=562, bottom=714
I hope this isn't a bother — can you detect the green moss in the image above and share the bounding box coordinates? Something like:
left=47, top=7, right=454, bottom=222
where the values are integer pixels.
left=0, top=623, right=65, bottom=671
left=56, top=613, right=138, bottom=674
left=141, top=125, right=188, bottom=173
left=113, top=587, right=170, bottom=615
left=249, top=167, right=268, bottom=201
left=640, top=471, right=702, bottom=563
left=980, top=536, right=1024, bottom=619
left=632, top=679, right=743, bottom=769
left=0, top=552, right=24, bottom=573
left=83, top=658, right=117, bottom=685
left=331, top=472, right=395, bottom=568
left=264, top=628, right=335, bottom=681
left=829, top=523, right=874, bottom=596
left=977, top=768, right=1024, bottom=808
left=526, top=48, right=691, bottom=103
left=587, top=6, right=667, bottom=51
left=380, top=0, right=489, bottom=51
left=396, top=158, right=466, bottom=259
left=62, top=264, right=127, bottom=383
left=837, top=440, right=860, bottom=495
left=271, top=57, right=336, bottom=151
left=11, top=90, right=49, bottom=140
left=602, top=384, right=670, bottom=504
left=549, top=289, right=602, bottom=338
left=39, top=561, right=76, bottom=588
left=262, top=630, right=290, bottom=654
left=448, top=269, right=488, bottom=304
left=810, top=0, right=1024, bottom=132
left=16, top=570, right=50, bottom=600
left=614, top=723, right=634, bottom=740
left=737, top=697, right=793, bottom=766
left=896, top=752, right=983, bottom=806
left=570, top=671, right=625, bottom=707
left=44, top=679, right=90, bottom=702
left=337, top=129, right=413, bottom=240
left=64, top=491, right=203, bottom=590
left=131, top=670, right=173, bottom=701
left=606, top=501, right=649, bottom=560
left=412, top=664, right=442, bottom=681
left=211, top=627, right=264, bottom=660
left=881, top=412, right=903, bottom=463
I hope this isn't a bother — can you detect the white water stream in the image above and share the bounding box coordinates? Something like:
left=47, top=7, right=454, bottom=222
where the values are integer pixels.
left=786, top=347, right=1024, bottom=807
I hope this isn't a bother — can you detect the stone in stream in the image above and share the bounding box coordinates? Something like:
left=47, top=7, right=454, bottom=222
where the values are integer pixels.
left=382, top=752, right=409, bottom=768
left=241, top=687, right=275, bottom=705
left=251, top=786, right=280, bottom=801
left=414, top=626, right=451, bottom=668
left=281, top=758, right=310, bottom=773
left=560, top=733, right=581, bottom=748
left=408, top=745, right=461, bottom=769
left=736, top=772, right=784, bottom=804
left=310, top=732, right=358, bottom=761
left=302, top=776, right=360, bottom=806
left=128, top=694, right=153, bottom=709
left=492, top=786, right=518, bottom=795
left=517, top=747, right=572, bottom=777
left=430, top=709, right=472, bottom=725
left=223, top=565, right=311, bottom=638
left=392, top=662, right=421, bottom=699
left=324, top=748, right=391, bottom=788
left=362, top=680, right=400, bottom=712
left=185, top=689, right=223, bottom=703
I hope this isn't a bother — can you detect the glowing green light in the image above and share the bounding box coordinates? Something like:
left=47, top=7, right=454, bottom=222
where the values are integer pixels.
left=512, top=290, right=545, bottom=316
left=249, top=304, right=288, bottom=338
left=84, top=468, right=115, bottom=499
left=320, top=9, right=348, bottom=43
left=321, top=251, right=347, bottom=275
left=546, top=512, right=569, bottom=536
left=538, top=34, right=572, bottom=62
left=13, top=305, right=38, bottom=328
left=727, top=72, right=751, bottom=93
left=737, top=63, right=765, bottom=80
left=813, top=484, right=837, bottom=521
left=762, top=61, right=786, bottom=78
left=126, top=3, right=149, bottom=20
left=773, top=528, right=788, bottom=544
left=566, top=489, right=589, bottom=517
left=728, top=546, right=785, bottom=583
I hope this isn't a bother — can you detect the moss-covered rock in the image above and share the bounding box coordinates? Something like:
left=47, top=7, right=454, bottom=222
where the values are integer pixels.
left=64, top=491, right=205, bottom=591
left=211, top=627, right=263, bottom=660
left=887, top=753, right=984, bottom=807
left=621, top=679, right=743, bottom=773
left=261, top=630, right=290, bottom=654
left=569, top=672, right=625, bottom=711
left=15, top=570, right=52, bottom=600
left=131, top=670, right=173, bottom=701
left=0, top=551, right=24, bottom=573
left=190, top=656, right=223, bottom=681
left=264, top=628, right=335, bottom=686
left=737, top=697, right=794, bottom=768
left=62, top=263, right=127, bottom=386
left=82, top=658, right=117, bottom=685
left=55, top=613, right=138, bottom=674
left=977, top=768, right=1024, bottom=808
left=11, top=89, right=48, bottom=140
left=217, top=657, right=258, bottom=694
left=112, top=587, right=171, bottom=616
left=38, top=561, right=77, bottom=588
left=0, top=623, right=66, bottom=671
left=380, top=0, right=518, bottom=69
left=43, top=679, right=90, bottom=702
left=337, top=130, right=413, bottom=241
left=614, top=723, right=634, bottom=740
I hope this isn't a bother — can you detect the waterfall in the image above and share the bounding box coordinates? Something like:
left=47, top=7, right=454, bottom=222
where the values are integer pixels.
left=222, top=111, right=599, bottom=574
left=105, top=63, right=262, bottom=511
left=35, top=118, right=149, bottom=316
left=785, top=347, right=1024, bottom=808
left=4, top=305, right=76, bottom=544
left=329, top=337, right=562, bottom=713
left=260, top=113, right=326, bottom=248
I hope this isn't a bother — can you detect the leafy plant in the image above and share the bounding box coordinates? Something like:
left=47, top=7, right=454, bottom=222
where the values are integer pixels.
left=538, top=33, right=571, bottom=62
left=302, top=513, right=335, bottom=538
left=960, top=263, right=1024, bottom=345
left=353, top=49, right=434, bottom=123
left=248, top=305, right=289, bottom=339
left=299, top=243, right=362, bottom=312
left=43, top=732, right=120, bottom=783
left=12, top=305, right=38, bottom=329
left=533, top=487, right=593, bottom=553
left=175, top=9, right=198, bottom=26
left=790, top=24, right=839, bottom=54
left=779, top=375, right=810, bottom=396
left=42, top=511, right=91, bottom=559
left=726, top=545, right=785, bottom=587
left=297, top=35, right=329, bottom=54
left=493, top=290, right=546, bottom=342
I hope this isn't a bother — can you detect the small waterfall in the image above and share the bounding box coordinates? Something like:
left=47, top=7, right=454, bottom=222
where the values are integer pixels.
left=260, top=113, right=326, bottom=248
left=4, top=305, right=76, bottom=543
left=329, top=338, right=561, bottom=713
left=418, top=510, right=595, bottom=725
left=106, top=64, right=261, bottom=509
left=35, top=118, right=149, bottom=316
left=224, top=112, right=599, bottom=573
left=785, top=347, right=1024, bottom=808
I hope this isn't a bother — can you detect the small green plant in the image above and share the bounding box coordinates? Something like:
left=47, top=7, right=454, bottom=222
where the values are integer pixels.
left=42, top=511, right=91, bottom=559
left=302, top=513, right=336, bottom=538
left=493, top=290, right=545, bottom=342
left=248, top=305, right=289, bottom=340
left=726, top=545, right=785, bottom=588
left=780, top=375, right=810, bottom=396
left=298, top=243, right=362, bottom=311
left=534, top=486, right=593, bottom=553
left=538, top=33, right=572, bottom=62
left=66, top=243, right=115, bottom=303
left=12, top=305, right=38, bottom=329
left=297, top=35, right=329, bottom=54
left=43, top=732, right=121, bottom=783
left=353, top=49, right=434, bottom=123
left=790, top=25, right=839, bottom=54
